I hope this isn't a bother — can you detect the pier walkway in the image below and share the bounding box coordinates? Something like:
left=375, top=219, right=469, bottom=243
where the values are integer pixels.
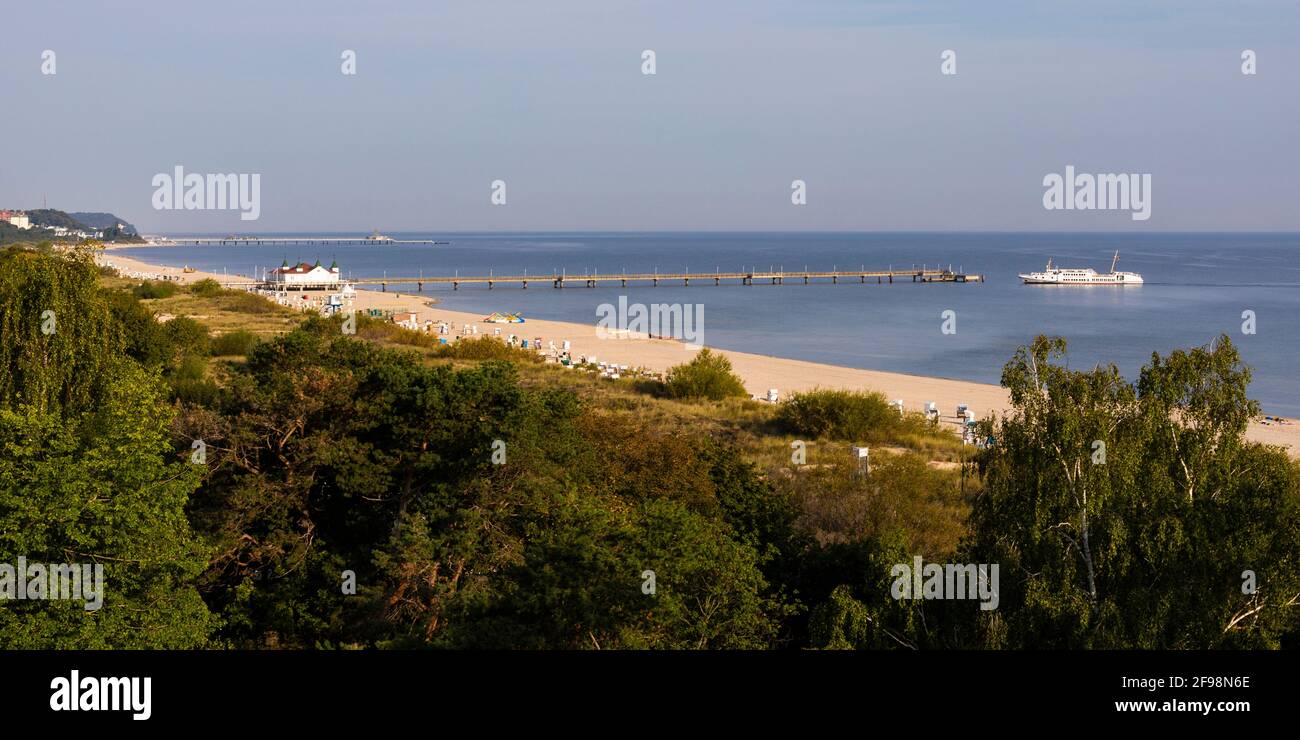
left=161, top=237, right=444, bottom=246
left=216, top=268, right=984, bottom=291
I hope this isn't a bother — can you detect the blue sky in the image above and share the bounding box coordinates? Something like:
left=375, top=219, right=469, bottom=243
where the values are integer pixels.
left=1, top=0, right=1297, bottom=232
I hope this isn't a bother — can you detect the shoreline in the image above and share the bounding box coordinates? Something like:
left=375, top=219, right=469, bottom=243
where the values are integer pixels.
left=96, top=247, right=1300, bottom=456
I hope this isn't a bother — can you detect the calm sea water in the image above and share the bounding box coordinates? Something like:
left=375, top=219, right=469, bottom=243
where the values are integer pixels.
left=119, top=232, right=1300, bottom=416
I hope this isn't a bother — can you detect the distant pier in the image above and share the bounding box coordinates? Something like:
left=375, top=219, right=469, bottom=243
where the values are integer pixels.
left=161, top=237, right=446, bottom=246
left=221, top=267, right=984, bottom=292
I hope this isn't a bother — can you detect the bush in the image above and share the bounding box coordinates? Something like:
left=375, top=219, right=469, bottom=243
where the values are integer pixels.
left=132, top=280, right=180, bottom=299
left=101, top=288, right=170, bottom=367
left=189, top=278, right=223, bottom=297
left=162, top=317, right=210, bottom=358
left=215, top=290, right=276, bottom=314
left=433, top=336, right=542, bottom=362
left=167, top=354, right=219, bottom=403
left=663, top=348, right=748, bottom=401
left=353, top=314, right=437, bottom=348
left=171, top=377, right=219, bottom=405
left=211, top=330, right=259, bottom=356
left=775, top=389, right=900, bottom=442
left=170, top=353, right=209, bottom=382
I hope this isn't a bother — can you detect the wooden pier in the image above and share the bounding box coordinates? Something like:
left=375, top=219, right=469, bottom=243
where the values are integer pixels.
left=162, top=237, right=445, bottom=246
left=219, top=268, right=984, bottom=291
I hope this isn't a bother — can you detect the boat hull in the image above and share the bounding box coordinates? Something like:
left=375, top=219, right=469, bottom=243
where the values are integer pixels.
left=1019, top=278, right=1143, bottom=284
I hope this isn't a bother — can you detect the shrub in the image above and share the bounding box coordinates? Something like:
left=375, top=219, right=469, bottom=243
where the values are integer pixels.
left=171, top=377, right=219, bottom=405
left=189, top=278, right=223, bottom=297
left=433, top=336, right=542, bottom=362
left=775, top=389, right=899, bottom=442
left=132, top=280, right=180, bottom=299
left=354, top=315, right=437, bottom=348
left=101, top=288, right=169, bottom=366
left=215, top=290, right=276, bottom=314
left=162, top=317, right=210, bottom=358
left=211, top=330, right=259, bottom=356
left=170, top=353, right=209, bottom=382
left=663, top=348, right=748, bottom=401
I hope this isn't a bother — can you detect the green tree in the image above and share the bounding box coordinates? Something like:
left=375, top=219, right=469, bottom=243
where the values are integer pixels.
left=0, top=245, right=120, bottom=414
left=0, top=246, right=212, bottom=648
left=180, top=321, right=788, bottom=649
left=967, top=335, right=1300, bottom=648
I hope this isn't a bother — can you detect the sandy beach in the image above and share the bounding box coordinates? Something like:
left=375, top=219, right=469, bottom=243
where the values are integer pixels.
left=98, top=248, right=1300, bottom=456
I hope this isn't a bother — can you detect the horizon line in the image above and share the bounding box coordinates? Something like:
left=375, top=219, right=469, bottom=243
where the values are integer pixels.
left=146, top=228, right=1300, bottom=237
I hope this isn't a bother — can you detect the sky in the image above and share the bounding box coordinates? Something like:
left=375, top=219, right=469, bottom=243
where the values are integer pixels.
left=1, top=0, right=1297, bottom=233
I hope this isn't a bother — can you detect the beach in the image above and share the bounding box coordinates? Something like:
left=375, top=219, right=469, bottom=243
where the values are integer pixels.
left=98, top=248, right=1300, bottom=456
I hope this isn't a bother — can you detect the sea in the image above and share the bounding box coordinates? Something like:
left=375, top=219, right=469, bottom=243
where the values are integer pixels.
left=117, top=232, right=1300, bottom=416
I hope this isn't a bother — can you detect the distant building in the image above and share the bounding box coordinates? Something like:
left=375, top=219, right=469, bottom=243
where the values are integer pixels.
left=392, top=312, right=420, bottom=330
left=0, top=210, right=30, bottom=229
left=269, top=259, right=341, bottom=288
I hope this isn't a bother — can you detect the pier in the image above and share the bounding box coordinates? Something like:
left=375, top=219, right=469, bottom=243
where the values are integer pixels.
left=161, top=237, right=445, bottom=246
left=219, top=267, right=984, bottom=291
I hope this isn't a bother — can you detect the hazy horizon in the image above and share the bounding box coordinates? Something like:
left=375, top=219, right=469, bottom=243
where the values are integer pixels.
left=147, top=228, right=1300, bottom=235
left=3, top=0, right=1297, bottom=232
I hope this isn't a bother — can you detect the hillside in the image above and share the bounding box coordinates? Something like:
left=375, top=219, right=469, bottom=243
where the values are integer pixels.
left=15, top=208, right=143, bottom=243
left=25, top=208, right=88, bottom=230
left=71, top=211, right=140, bottom=234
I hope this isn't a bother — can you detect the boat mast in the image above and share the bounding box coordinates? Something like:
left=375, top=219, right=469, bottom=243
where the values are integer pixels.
left=1110, top=250, right=1119, bottom=273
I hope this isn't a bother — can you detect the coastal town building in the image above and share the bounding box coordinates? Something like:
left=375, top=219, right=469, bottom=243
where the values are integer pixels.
left=0, top=210, right=31, bottom=229
left=268, top=259, right=341, bottom=289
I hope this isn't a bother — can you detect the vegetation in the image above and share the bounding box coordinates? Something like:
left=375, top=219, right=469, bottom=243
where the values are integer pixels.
left=963, top=336, right=1300, bottom=648
left=0, top=222, right=52, bottom=244
left=210, top=330, right=259, bottom=357
left=69, top=212, right=140, bottom=235
left=132, top=280, right=181, bottom=299
left=662, top=348, right=748, bottom=401
left=776, top=388, right=934, bottom=443
left=189, top=278, right=224, bottom=297
left=2, top=243, right=1297, bottom=650
left=4, top=209, right=144, bottom=245
left=0, top=244, right=212, bottom=647
left=25, top=209, right=88, bottom=231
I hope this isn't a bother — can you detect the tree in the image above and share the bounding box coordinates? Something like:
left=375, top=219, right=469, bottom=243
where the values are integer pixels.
left=178, top=320, right=789, bottom=649
left=805, top=533, right=927, bottom=649
left=0, top=245, right=121, bottom=414
left=967, top=335, right=1300, bottom=648
left=0, top=246, right=212, bottom=648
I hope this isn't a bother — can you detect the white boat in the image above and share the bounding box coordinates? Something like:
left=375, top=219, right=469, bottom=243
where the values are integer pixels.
left=1019, top=250, right=1143, bottom=285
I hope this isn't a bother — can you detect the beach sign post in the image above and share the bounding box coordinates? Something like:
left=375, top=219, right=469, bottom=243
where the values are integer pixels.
left=851, top=446, right=870, bottom=476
